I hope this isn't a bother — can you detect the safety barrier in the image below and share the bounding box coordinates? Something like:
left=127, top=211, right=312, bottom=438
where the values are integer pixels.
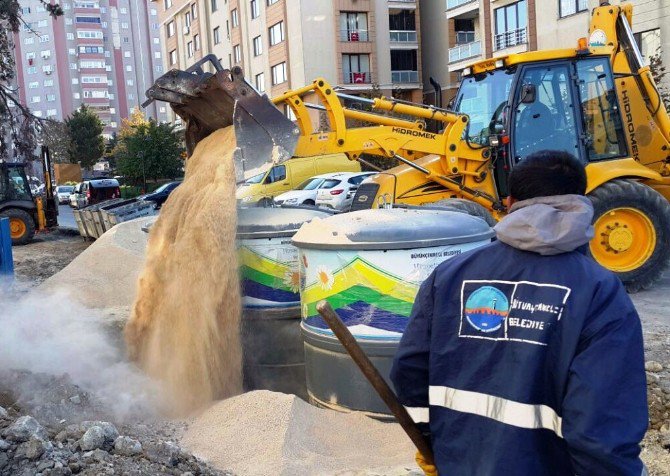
left=0, top=218, right=14, bottom=277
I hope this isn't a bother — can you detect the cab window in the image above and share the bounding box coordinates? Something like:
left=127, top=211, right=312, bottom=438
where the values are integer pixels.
left=512, top=63, right=579, bottom=161
left=8, top=169, right=32, bottom=201
left=575, top=57, right=627, bottom=161
left=264, top=165, right=287, bottom=184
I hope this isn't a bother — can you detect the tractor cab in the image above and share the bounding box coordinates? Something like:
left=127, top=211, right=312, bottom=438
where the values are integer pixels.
left=0, top=147, right=58, bottom=245
left=454, top=54, right=627, bottom=197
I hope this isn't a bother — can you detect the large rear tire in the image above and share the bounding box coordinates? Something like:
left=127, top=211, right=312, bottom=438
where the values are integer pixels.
left=431, top=198, right=498, bottom=227
left=588, top=179, right=670, bottom=293
left=0, top=208, right=36, bottom=246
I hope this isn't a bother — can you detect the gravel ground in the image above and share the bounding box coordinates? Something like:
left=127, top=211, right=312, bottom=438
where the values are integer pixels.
left=3, top=232, right=670, bottom=474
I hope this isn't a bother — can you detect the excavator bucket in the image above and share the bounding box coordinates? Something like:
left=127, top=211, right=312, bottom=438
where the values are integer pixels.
left=143, top=55, right=299, bottom=181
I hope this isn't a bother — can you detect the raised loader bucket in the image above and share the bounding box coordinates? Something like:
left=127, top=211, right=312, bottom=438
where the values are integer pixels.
left=143, top=55, right=299, bottom=181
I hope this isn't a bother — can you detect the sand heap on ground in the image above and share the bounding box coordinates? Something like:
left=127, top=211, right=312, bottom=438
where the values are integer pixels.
left=182, top=390, right=417, bottom=476
left=124, top=126, right=243, bottom=416
left=39, top=218, right=151, bottom=309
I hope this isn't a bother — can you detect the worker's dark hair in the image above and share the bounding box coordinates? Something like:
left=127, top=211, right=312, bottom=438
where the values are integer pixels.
left=509, top=150, right=587, bottom=201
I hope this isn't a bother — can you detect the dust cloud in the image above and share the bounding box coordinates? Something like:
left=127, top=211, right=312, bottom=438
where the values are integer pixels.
left=0, top=288, right=160, bottom=420
left=124, top=126, right=243, bottom=416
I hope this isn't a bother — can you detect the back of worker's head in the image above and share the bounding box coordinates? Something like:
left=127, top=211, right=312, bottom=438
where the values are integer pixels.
left=509, top=150, right=587, bottom=201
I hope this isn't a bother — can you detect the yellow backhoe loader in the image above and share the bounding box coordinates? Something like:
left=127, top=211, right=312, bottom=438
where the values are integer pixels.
left=144, top=2, right=670, bottom=292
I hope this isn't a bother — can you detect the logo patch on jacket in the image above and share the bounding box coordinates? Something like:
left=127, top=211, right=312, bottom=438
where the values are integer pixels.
left=459, top=280, right=571, bottom=346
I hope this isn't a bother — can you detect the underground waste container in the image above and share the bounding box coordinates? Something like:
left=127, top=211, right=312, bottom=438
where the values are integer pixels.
left=237, top=206, right=332, bottom=399
left=292, top=208, right=494, bottom=416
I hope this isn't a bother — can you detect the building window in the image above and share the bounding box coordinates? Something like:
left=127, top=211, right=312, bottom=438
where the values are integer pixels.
left=37, top=19, right=48, bottom=27
left=76, top=16, right=101, bottom=23
left=39, top=35, right=50, bottom=43
left=66, top=18, right=73, bottom=25
left=559, top=0, right=587, bottom=18
left=26, top=52, right=36, bottom=60
left=126, top=65, right=133, bottom=72
left=154, top=37, right=160, bottom=44
left=192, top=3, right=198, bottom=18
left=194, top=34, right=200, bottom=50
left=27, top=66, right=37, bottom=74
left=253, top=35, right=263, bottom=56
left=154, top=51, right=161, bottom=59
left=67, top=33, right=74, bottom=40
left=233, top=45, right=241, bottom=63
left=213, top=26, right=221, bottom=44
left=634, top=28, right=661, bottom=65
left=29, top=82, right=39, bottom=89
left=251, top=0, right=260, bottom=19
left=73, top=92, right=80, bottom=99
left=121, top=22, right=129, bottom=29
left=127, top=79, right=134, bottom=86
left=44, top=79, right=54, bottom=87
left=69, top=48, right=76, bottom=55
left=164, top=0, right=172, bottom=9
left=170, top=49, right=177, bottom=65
left=124, top=51, right=131, bottom=58
left=269, top=21, right=284, bottom=46
left=151, top=8, right=157, bottom=15
left=342, top=54, right=370, bottom=84
left=267, top=0, right=279, bottom=5
left=494, top=0, right=527, bottom=51
left=167, top=21, right=176, bottom=37
left=33, top=111, right=43, bottom=117
left=211, top=0, right=218, bottom=12
left=72, top=78, right=79, bottom=84
left=187, top=41, right=194, bottom=58
left=185, top=11, right=191, bottom=27
left=77, top=30, right=103, bottom=39
left=255, top=72, right=265, bottom=92
left=31, top=96, right=41, bottom=104
left=120, top=7, right=127, bottom=13
left=47, top=109, right=57, bottom=117
left=231, top=8, right=239, bottom=27
left=340, top=12, right=368, bottom=42
left=271, top=62, right=287, bottom=85
left=47, top=94, right=56, bottom=102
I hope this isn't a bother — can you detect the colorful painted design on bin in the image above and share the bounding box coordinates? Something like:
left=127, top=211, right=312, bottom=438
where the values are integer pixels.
left=303, top=301, right=408, bottom=340
left=239, top=245, right=299, bottom=303
left=301, top=257, right=418, bottom=310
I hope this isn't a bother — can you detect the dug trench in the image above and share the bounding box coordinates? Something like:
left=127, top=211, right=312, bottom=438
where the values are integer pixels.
left=0, top=125, right=669, bottom=475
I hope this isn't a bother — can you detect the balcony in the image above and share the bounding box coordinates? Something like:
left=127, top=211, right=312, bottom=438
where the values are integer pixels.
left=494, top=27, right=527, bottom=51
left=390, top=30, right=417, bottom=43
left=446, top=0, right=478, bottom=19
left=339, top=29, right=370, bottom=42
left=388, top=0, right=416, bottom=10
left=447, top=0, right=477, bottom=8
left=448, top=40, right=481, bottom=63
left=343, top=71, right=373, bottom=85
left=391, top=70, right=419, bottom=83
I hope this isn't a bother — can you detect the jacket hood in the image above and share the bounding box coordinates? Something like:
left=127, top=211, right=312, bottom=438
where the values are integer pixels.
left=494, top=195, right=594, bottom=255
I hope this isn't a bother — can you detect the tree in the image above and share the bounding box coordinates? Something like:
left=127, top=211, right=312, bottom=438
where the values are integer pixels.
left=649, top=51, right=670, bottom=111
left=0, top=1, right=62, bottom=161
left=39, top=120, right=72, bottom=163
left=65, top=105, right=105, bottom=169
left=115, top=120, right=184, bottom=190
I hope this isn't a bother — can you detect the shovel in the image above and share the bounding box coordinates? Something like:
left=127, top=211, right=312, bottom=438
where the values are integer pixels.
left=316, top=300, right=435, bottom=466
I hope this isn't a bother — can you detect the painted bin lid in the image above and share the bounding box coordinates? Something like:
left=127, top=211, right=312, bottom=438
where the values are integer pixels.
left=237, top=206, right=333, bottom=239
left=292, top=208, right=494, bottom=250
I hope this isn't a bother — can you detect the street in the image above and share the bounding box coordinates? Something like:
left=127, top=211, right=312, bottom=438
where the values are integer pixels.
left=58, top=203, right=77, bottom=230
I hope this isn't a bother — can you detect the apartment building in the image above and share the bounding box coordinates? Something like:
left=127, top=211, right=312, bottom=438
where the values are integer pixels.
left=439, top=0, right=669, bottom=98
left=13, top=0, right=168, bottom=138
left=157, top=0, right=426, bottom=116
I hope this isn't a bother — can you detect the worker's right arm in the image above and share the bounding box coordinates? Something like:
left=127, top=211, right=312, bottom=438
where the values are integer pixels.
left=561, top=274, right=648, bottom=476
left=390, top=271, right=436, bottom=432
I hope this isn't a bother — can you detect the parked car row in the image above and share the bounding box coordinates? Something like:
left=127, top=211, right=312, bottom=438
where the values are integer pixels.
left=274, top=172, right=376, bottom=211
left=60, top=180, right=182, bottom=210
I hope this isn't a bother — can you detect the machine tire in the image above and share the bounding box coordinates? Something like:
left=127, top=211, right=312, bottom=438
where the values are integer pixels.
left=0, top=208, right=35, bottom=246
left=588, top=179, right=670, bottom=293
left=431, top=198, right=498, bottom=227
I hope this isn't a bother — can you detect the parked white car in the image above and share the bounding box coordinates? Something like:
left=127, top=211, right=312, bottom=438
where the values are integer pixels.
left=273, top=173, right=344, bottom=206
left=315, top=172, right=377, bottom=211
left=55, top=185, right=75, bottom=204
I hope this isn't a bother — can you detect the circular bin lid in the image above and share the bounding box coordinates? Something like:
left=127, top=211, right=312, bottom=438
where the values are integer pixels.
left=237, top=207, right=332, bottom=239
left=292, top=208, right=494, bottom=250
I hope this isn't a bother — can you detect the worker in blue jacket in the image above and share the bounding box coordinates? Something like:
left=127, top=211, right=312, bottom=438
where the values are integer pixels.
left=391, top=150, right=648, bottom=476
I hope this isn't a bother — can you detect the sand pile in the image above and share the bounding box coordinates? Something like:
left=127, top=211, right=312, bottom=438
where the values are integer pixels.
left=182, top=390, right=417, bottom=476
left=39, top=218, right=151, bottom=309
left=124, top=126, right=242, bottom=415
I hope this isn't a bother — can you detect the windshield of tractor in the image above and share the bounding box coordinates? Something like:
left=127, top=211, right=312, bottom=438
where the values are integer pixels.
left=7, top=168, right=32, bottom=201
left=455, top=69, right=514, bottom=145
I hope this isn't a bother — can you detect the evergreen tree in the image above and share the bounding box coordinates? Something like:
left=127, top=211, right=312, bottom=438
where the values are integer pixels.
left=65, top=105, right=105, bottom=169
